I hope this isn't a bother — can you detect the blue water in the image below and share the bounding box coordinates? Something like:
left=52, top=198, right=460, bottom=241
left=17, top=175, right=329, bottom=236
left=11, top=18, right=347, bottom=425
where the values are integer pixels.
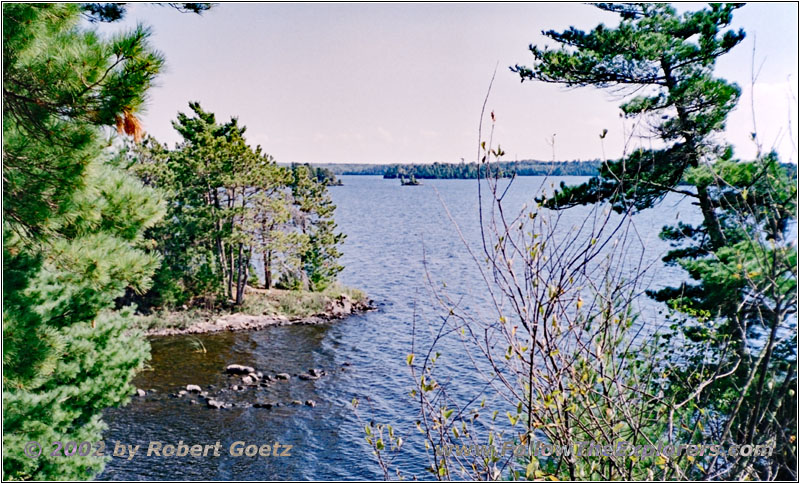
left=99, top=176, right=700, bottom=480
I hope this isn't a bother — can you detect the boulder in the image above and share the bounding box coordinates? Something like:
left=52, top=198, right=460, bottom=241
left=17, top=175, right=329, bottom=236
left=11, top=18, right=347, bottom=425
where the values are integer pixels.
left=135, top=388, right=146, bottom=397
left=298, top=373, right=319, bottom=380
left=290, top=400, right=303, bottom=406
left=275, top=373, right=290, bottom=381
left=253, top=402, right=278, bottom=409
left=309, top=368, right=324, bottom=377
left=305, top=400, right=316, bottom=408
left=340, top=295, right=353, bottom=314
left=207, top=399, right=225, bottom=409
left=241, top=376, right=255, bottom=386
left=178, top=390, right=187, bottom=397
left=186, top=384, right=202, bottom=393
left=226, top=364, right=256, bottom=375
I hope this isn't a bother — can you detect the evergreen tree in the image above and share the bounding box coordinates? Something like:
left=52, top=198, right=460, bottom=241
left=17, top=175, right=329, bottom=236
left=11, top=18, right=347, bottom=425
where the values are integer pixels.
left=290, top=165, right=345, bottom=291
left=513, top=3, right=797, bottom=478
left=252, top=188, right=298, bottom=290
left=134, top=103, right=252, bottom=305
left=513, top=2, right=744, bottom=249
left=3, top=4, right=165, bottom=479
left=651, top=152, right=797, bottom=479
left=132, top=104, right=320, bottom=306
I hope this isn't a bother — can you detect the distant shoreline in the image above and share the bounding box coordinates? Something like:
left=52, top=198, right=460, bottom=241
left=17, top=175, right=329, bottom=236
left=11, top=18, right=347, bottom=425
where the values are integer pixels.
left=307, top=160, right=602, bottom=178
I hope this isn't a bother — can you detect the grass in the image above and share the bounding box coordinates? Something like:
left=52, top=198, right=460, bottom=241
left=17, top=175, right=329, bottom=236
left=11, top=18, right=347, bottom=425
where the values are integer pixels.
left=241, top=283, right=366, bottom=318
left=131, top=284, right=367, bottom=332
left=132, top=307, right=213, bottom=331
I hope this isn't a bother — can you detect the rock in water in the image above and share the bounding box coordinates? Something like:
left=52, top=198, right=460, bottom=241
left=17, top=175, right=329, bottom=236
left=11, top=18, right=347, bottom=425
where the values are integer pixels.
left=305, top=400, right=316, bottom=407
left=241, top=376, right=255, bottom=385
left=253, top=402, right=279, bottom=409
left=186, top=384, right=202, bottom=393
left=226, top=364, right=256, bottom=375
left=275, top=373, right=290, bottom=380
left=135, top=388, right=146, bottom=397
left=207, top=399, right=224, bottom=409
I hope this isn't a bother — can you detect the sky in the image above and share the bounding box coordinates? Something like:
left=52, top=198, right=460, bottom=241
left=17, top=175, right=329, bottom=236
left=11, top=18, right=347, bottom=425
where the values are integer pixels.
left=97, top=2, right=799, bottom=165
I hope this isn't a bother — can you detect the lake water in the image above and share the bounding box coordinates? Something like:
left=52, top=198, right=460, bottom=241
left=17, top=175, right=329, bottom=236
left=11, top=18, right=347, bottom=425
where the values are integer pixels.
left=99, top=175, right=701, bottom=480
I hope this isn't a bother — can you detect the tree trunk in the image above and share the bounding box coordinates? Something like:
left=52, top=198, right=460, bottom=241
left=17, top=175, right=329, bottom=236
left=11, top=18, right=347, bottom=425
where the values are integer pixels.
left=263, top=250, right=272, bottom=290
left=695, top=184, right=725, bottom=250
left=228, top=250, right=235, bottom=300
left=235, top=243, right=245, bottom=305
left=226, top=188, right=236, bottom=300
left=661, top=58, right=726, bottom=250
left=212, top=188, right=227, bottom=289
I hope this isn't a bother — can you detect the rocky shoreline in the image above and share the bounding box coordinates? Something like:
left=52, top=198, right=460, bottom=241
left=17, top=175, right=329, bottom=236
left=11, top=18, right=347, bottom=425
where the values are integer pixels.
left=145, top=294, right=374, bottom=337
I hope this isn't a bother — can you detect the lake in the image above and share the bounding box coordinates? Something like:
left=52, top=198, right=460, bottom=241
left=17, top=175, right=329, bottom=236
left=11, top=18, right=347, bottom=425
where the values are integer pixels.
left=99, top=175, right=701, bottom=480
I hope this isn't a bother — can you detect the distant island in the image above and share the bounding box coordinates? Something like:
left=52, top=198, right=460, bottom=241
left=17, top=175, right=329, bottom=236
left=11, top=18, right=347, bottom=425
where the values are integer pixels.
left=400, top=175, right=421, bottom=185
left=312, top=160, right=602, bottom=179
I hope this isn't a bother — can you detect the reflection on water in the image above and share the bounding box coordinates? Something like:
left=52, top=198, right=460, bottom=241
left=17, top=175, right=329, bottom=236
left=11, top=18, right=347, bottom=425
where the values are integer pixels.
left=100, top=176, right=700, bottom=480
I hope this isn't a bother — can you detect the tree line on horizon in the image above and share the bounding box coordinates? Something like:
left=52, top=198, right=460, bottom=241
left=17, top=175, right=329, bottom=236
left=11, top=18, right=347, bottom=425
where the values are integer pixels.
left=315, top=159, right=798, bottom=181
left=316, top=159, right=602, bottom=178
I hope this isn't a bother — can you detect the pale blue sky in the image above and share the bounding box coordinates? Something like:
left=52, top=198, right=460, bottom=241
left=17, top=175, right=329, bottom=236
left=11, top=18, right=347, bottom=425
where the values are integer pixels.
left=98, top=2, right=798, bottom=164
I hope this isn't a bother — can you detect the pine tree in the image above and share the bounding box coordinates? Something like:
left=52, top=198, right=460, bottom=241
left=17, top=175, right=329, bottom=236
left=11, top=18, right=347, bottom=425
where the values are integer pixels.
left=133, top=103, right=294, bottom=305
left=290, top=164, right=345, bottom=291
left=513, top=4, right=797, bottom=478
left=513, top=3, right=745, bottom=249
left=650, top=152, right=797, bottom=479
left=3, top=4, right=166, bottom=478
